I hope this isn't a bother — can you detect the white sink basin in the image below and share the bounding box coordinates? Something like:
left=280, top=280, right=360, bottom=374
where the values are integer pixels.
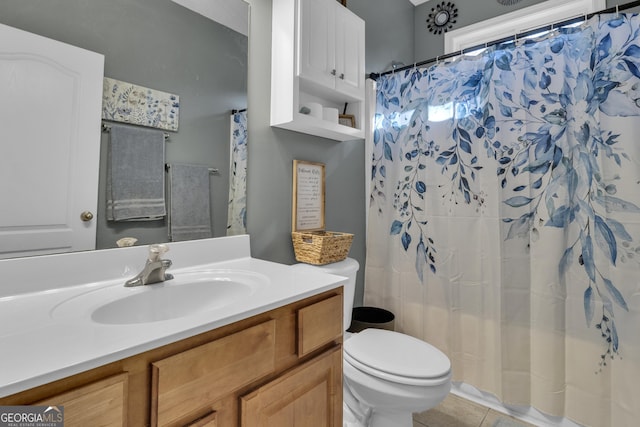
left=51, top=270, right=268, bottom=324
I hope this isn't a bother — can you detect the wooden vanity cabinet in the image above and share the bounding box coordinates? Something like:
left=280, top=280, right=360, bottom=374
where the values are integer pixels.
left=0, top=288, right=343, bottom=427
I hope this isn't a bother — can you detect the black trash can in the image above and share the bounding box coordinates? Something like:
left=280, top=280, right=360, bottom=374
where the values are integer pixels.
left=349, top=306, right=395, bottom=333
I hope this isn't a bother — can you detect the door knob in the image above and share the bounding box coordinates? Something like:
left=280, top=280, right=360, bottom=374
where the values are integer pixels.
left=339, top=73, right=345, bottom=80
left=330, top=69, right=337, bottom=76
left=80, top=211, right=94, bottom=222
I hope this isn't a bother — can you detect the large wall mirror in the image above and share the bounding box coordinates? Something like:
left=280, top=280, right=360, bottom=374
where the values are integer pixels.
left=0, top=0, right=248, bottom=259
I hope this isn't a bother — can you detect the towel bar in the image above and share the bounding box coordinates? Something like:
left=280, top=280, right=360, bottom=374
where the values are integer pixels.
left=164, top=164, right=219, bottom=175
left=102, top=123, right=170, bottom=140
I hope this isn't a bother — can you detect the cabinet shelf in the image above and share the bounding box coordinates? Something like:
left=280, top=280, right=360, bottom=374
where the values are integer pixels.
left=276, top=112, right=364, bottom=141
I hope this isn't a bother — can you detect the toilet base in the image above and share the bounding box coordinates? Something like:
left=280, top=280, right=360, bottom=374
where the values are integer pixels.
left=343, top=402, right=364, bottom=427
left=343, top=402, right=413, bottom=427
left=368, top=410, right=412, bottom=427
left=344, top=399, right=419, bottom=427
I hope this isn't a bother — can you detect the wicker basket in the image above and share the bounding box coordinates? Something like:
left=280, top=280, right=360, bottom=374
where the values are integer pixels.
left=291, top=231, right=354, bottom=265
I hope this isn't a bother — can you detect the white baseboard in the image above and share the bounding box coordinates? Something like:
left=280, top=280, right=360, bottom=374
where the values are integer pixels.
left=451, top=381, right=584, bottom=427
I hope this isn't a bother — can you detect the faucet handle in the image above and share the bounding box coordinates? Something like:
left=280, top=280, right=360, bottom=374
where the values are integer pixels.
left=148, top=244, right=170, bottom=262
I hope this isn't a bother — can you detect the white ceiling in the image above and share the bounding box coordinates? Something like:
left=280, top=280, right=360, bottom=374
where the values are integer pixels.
left=171, top=0, right=249, bottom=36
left=172, top=0, right=429, bottom=34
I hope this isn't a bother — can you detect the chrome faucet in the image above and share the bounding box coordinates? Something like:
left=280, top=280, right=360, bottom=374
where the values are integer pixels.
left=125, top=244, right=174, bottom=287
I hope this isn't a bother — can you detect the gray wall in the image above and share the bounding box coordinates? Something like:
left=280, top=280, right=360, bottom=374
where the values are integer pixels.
left=4, top=0, right=624, bottom=307
left=413, top=0, right=628, bottom=62
left=245, top=0, right=367, bottom=305
left=415, top=0, right=547, bottom=61
left=245, top=0, right=625, bottom=309
left=348, top=0, right=415, bottom=75
left=0, top=0, right=247, bottom=248
left=346, top=0, right=625, bottom=74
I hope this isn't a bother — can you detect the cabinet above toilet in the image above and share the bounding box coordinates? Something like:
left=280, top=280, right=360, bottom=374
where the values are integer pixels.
left=271, top=0, right=366, bottom=141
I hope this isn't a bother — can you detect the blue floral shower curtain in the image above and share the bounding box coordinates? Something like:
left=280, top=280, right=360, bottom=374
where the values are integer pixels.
left=366, top=13, right=640, bottom=426
left=227, top=110, right=247, bottom=235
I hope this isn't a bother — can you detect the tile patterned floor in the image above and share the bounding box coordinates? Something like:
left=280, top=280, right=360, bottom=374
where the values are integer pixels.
left=413, top=394, right=536, bottom=427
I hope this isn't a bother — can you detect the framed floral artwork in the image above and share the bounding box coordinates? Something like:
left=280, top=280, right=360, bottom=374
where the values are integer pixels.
left=102, top=77, right=180, bottom=131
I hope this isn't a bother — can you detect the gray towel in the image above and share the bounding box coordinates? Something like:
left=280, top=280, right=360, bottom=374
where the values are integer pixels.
left=167, top=163, right=212, bottom=241
left=106, top=124, right=166, bottom=221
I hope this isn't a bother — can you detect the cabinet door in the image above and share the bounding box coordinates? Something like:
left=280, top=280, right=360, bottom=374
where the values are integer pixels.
left=241, top=346, right=342, bottom=427
left=334, top=4, right=365, bottom=99
left=297, top=0, right=335, bottom=90
left=35, top=373, right=128, bottom=427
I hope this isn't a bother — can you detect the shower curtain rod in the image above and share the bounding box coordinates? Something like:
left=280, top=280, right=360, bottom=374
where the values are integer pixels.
left=369, top=0, right=640, bottom=80
left=231, top=108, right=247, bottom=114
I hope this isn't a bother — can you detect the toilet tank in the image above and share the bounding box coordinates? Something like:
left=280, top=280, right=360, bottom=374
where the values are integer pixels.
left=292, top=258, right=359, bottom=331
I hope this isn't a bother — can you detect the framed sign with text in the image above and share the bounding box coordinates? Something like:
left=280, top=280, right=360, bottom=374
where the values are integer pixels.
left=292, top=160, right=326, bottom=232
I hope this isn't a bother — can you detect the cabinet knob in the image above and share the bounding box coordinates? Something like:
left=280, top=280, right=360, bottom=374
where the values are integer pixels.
left=339, top=73, right=345, bottom=80
left=330, top=69, right=337, bottom=76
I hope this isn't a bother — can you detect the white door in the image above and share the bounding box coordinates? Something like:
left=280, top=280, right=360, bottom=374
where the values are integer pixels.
left=297, top=0, right=335, bottom=90
left=0, top=23, right=104, bottom=259
left=334, top=4, right=364, bottom=100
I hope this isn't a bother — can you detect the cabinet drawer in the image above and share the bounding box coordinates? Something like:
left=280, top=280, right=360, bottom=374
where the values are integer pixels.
left=35, top=373, right=128, bottom=427
left=151, top=319, right=276, bottom=427
left=297, top=294, right=342, bottom=357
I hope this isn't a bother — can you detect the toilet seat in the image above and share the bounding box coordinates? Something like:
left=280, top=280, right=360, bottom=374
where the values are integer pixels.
left=344, top=329, right=451, bottom=387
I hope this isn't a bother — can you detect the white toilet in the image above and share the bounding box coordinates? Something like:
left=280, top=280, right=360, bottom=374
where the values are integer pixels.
left=293, top=258, right=451, bottom=427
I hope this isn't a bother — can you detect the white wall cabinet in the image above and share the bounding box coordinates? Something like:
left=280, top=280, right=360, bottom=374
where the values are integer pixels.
left=297, top=0, right=335, bottom=91
left=334, top=4, right=365, bottom=97
left=271, top=0, right=365, bottom=141
left=298, top=0, right=364, bottom=99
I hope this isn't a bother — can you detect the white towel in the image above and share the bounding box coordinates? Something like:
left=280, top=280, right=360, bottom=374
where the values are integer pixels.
left=106, top=124, right=166, bottom=221
left=167, top=163, right=213, bottom=241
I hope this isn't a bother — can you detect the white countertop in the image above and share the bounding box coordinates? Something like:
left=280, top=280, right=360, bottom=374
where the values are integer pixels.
left=0, top=236, right=346, bottom=397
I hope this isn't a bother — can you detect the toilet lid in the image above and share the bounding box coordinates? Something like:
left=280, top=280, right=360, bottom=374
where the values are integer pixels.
left=344, top=329, right=451, bottom=380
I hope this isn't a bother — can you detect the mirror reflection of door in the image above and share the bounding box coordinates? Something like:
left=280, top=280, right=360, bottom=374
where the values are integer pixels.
left=0, top=0, right=248, bottom=257
left=0, top=23, right=104, bottom=259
